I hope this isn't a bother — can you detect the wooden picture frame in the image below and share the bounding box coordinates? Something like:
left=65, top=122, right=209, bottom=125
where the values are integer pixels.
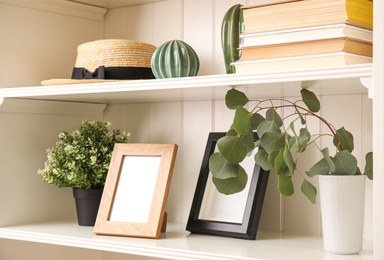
left=186, top=132, right=270, bottom=239
left=94, top=143, right=178, bottom=239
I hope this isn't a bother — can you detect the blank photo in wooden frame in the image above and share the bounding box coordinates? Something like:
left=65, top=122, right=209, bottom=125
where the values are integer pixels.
left=186, top=132, right=270, bottom=239
left=94, top=143, right=178, bottom=239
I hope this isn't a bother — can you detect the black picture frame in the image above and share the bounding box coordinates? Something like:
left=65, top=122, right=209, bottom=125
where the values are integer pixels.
left=186, top=132, right=270, bottom=240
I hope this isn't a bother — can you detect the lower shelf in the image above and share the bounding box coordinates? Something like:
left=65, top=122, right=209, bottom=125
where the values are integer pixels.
left=0, top=222, right=373, bottom=260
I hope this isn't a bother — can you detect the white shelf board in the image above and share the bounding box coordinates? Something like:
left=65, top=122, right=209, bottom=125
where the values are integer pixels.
left=0, top=64, right=372, bottom=105
left=0, top=222, right=373, bottom=260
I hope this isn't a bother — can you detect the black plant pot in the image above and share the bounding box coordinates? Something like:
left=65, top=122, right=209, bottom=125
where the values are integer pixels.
left=73, top=188, right=103, bottom=226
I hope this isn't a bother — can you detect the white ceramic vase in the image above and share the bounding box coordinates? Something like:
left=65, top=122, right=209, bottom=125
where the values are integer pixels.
left=319, top=175, right=366, bottom=255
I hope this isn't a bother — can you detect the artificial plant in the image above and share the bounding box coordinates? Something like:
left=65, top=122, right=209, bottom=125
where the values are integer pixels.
left=38, top=120, right=130, bottom=190
left=209, top=88, right=373, bottom=203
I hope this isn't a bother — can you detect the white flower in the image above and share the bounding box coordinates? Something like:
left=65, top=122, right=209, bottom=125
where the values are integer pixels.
left=90, top=156, right=97, bottom=165
left=64, top=144, right=74, bottom=153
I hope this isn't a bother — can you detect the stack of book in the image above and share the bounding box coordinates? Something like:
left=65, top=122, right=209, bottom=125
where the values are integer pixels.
left=232, top=0, right=373, bottom=73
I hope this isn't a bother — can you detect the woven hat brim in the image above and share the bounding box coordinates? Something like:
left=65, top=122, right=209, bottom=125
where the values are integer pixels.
left=41, top=79, right=124, bottom=86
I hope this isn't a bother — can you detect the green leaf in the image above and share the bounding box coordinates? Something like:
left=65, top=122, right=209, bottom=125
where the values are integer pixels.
left=364, top=151, right=373, bottom=180
left=274, top=147, right=288, bottom=174
left=260, top=132, right=285, bottom=153
left=283, top=146, right=296, bottom=173
left=254, top=149, right=272, bottom=171
left=301, top=179, right=317, bottom=204
left=295, top=106, right=306, bottom=124
left=234, top=107, right=251, bottom=135
left=305, top=158, right=330, bottom=177
left=209, top=152, right=239, bottom=179
left=333, top=127, right=354, bottom=152
left=355, top=166, right=362, bottom=175
left=257, top=120, right=281, bottom=138
left=212, top=167, right=248, bottom=195
left=300, top=88, right=320, bottom=112
left=226, top=128, right=237, bottom=136
left=266, top=108, right=283, bottom=127
left=321, top=148, right=335, bottom=172
left=268, top=150, right=279, bottom=169
left=239, top=128, right=255, bottom=154
left=290, top=121, right=297, bottom=136
left=225, top=88, right=249, bottom=109
left=332, top=150, right=357, bottom=175
left=278, top=175, right=294, bottom=197
left=288, top=127, right=310, bottom=153
left=217, top=135, right=247, bottom=164
left=250, top=113, right=265, bottom=130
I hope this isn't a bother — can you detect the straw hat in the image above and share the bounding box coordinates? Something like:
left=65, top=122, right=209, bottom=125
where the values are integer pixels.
left=41, top=39, right=157, bottom=86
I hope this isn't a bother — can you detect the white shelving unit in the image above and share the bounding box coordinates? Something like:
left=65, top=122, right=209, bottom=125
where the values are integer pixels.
left=0, top=64, right=374, bottom=259
left=0, top=0, right=382, bottom=259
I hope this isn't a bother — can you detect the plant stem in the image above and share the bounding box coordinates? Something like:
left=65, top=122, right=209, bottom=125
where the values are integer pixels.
left=252, top=103, right=343, bottom=151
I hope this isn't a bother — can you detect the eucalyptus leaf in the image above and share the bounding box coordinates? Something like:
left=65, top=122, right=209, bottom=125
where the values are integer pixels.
left=226, top=128, right=237, bottom=136
left=332, top=150, right=357, bottom=175
left=234, top=107, right=251, bottom=135
left=254, top=149, right=272, bottom=171
left=257, top=120, right=281, bottom=138
left=300, top=88, right=320, bottom=112
left=250, top=113, right=265, bottom=130
left=333, top=127, right=354, bottom=152
left=289, top=127, right=310, bottom=153
left=321, top=148, right=335, bottom=172
left=225, top=88, right=249, bottom=109
left=355, top=166, right=362, bottom=175
left=260, top=132, right=285, bottom=153
left=274, top=147, right=288, bottom=174
left=266, top=108, right=283, bottom=127
left=283, top=146, right=296, bottom=173
left=268, top=150, right=279, bottom=169
left=295, top=106, right=306, bottom=124
left=217, top=135, right=247, bottom=164
left=305, top=158, right=330, bottom=177
left=301, top=179, right=317, bottom=204
left=278, top=175, right=294, bottom=197
left=239, top=128, right=255, bottom=154
left=290, top=121, right=297, bottom=136
left=212, top=168, right=248, bottom=195
left=209, top=152, right=239, bottom=179
left=364, top=151, right=373, bottom=180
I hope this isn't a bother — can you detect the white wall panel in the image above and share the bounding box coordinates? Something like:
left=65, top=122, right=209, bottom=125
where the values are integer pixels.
left=104, top=7, right=127, bottom=39
left=0, top=2, right=103, bottom=88
left=152, top=0, right=182, bottom=46
left=184, top=0, right=214, bottom=76
left=182, top=101, right=213, bottom=221
left=282, top=93, right=322, bottom=235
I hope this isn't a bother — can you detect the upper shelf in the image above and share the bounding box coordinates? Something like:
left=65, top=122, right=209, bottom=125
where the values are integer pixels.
left=0, top=64, right=372, bottom=105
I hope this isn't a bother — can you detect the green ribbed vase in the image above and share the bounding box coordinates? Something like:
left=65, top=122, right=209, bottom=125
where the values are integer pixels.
left=151, top=40, right=200, bottom=79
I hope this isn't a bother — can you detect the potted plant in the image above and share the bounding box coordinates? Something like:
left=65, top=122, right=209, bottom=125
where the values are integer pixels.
left=38, top=120, right=130, bottom=226
left=209, top=88, right=372, bottom=254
